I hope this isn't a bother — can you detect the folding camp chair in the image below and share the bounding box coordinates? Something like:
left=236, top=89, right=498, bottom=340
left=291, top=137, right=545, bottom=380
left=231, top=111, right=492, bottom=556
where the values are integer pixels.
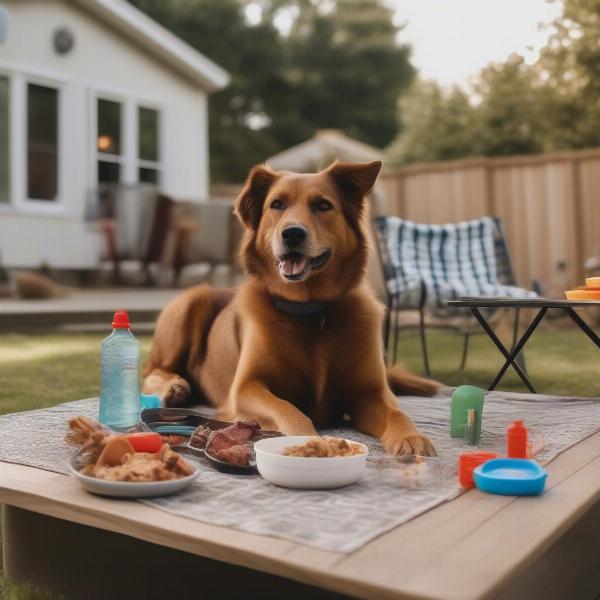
left=373, top=216, right=541, bottom=377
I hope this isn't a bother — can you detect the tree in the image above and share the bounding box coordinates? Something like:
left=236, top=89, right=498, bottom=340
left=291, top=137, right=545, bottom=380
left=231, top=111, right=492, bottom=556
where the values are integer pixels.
left=388, top=0, right=600, bottom=166
left=534, top=0, right=600, bottom=149
left=129, top=0, right=414, bottom=181
left=386, top=80, right=478, bottom=165
left=280, top=0, right=414, bottom=149
left=129, top=0, right=286, bottom=182
left=474, top=54, right=545, bottom=156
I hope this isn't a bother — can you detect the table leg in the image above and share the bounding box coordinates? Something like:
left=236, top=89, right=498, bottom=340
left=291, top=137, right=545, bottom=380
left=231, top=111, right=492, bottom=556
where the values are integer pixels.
left=471, top=307, right=546, bottom=393
left=566, top=308, right=600, bottom=349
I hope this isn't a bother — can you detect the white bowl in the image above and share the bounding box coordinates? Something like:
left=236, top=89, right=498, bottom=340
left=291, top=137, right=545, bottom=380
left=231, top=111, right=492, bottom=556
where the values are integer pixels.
left=254, top=436, right=368, bottom=489
left=68, top=453, right=199, bottom=498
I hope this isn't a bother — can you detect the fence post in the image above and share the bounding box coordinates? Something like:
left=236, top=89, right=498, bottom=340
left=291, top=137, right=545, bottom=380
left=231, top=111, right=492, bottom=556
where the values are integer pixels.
left=396, top=171, right=404, bottom=216
left=571, top=157, right=585, bottom=285
left=484, top=159, right=495, bottom=217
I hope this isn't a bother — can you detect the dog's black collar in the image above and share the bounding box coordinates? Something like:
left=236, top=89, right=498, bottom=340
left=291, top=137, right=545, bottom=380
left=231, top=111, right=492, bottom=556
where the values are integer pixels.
left=272, top=297, right=327, bottom=316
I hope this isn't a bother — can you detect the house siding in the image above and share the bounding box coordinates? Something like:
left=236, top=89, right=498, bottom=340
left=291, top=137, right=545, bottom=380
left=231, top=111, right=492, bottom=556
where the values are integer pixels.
left=0, top=0, right=210, bottom=268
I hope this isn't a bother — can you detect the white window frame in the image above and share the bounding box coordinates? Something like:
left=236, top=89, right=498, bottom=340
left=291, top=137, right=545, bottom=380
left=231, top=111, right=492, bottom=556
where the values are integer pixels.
left=136, top=104, right=162, bottom=185
left=0, top=60, right=69, bottom=216
left=89, top=87, right=164, bottom=189
left=0, top=71, right=10, bottom=210
left=93, top=91, right=128, bottom=185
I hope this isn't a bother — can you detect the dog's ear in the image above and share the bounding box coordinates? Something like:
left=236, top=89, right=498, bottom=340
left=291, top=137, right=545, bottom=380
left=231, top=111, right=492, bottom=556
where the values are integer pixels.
left=327, top=160, right=382, bottom=215
left=235, top=165, right=278, bottom=230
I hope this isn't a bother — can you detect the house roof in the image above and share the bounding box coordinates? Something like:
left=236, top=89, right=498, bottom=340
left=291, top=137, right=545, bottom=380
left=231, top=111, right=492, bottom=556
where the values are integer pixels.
left=266, top=130, right=383, bottom=172
left=71, top=0, right=229, bottom=92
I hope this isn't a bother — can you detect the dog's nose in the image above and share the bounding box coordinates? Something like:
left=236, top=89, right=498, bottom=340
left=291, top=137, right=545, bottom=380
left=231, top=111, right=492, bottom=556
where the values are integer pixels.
left=281, top=225, right=308, bottom=248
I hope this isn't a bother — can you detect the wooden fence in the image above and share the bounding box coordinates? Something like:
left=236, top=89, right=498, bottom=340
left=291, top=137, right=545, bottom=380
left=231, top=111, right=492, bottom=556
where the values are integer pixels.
left=378, top=148, right=600, bottom=292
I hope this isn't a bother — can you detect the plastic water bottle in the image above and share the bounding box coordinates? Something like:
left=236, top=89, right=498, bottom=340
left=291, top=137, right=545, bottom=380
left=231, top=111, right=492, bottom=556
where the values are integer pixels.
left=99, top=310, right=140, bottom=431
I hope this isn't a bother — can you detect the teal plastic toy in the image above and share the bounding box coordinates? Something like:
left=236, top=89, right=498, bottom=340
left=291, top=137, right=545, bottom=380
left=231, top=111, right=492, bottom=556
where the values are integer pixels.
left=140, top=393, right=161, bottom=411
left=451, top=385, right=485, bottom=444
left=474, top=458, right=547, bottom=495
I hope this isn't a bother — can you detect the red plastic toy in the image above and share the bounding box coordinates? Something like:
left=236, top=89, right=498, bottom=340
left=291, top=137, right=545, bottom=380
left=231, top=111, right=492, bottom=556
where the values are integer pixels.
left=126, top=432, right=163, bottom=453
left=459, top=451, right=499, bottom=488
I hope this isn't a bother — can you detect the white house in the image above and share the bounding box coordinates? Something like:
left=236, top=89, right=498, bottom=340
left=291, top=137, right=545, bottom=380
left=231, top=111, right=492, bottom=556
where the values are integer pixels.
left=0, top=0, right=229, bottom=269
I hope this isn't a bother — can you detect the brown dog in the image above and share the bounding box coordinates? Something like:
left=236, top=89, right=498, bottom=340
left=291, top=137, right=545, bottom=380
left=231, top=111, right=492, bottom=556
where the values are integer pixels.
left=143, top=160, right=438, bottom=455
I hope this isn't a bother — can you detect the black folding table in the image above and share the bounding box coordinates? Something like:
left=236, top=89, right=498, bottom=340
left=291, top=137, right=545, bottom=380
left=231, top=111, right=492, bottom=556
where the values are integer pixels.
left=448, top=298, right=600, bottom=393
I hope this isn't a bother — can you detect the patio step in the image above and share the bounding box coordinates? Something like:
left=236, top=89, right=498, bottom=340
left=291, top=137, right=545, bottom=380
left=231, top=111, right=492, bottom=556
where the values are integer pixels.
left=0, top=288, right=179, bottom=332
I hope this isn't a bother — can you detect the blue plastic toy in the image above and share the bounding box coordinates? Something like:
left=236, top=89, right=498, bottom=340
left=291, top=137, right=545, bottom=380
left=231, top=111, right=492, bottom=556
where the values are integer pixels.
left=473, top=458, right=547, bottom=496
left=140, top=393, right=161, bottom=411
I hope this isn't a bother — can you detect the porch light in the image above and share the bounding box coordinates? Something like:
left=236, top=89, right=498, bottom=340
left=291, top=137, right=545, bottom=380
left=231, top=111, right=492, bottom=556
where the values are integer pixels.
left=97, top=135, right=113, bottom=152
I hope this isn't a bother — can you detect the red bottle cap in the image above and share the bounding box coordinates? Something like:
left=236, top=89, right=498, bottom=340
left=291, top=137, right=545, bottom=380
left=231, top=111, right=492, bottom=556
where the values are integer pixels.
left=509, top=420, right=526, bottom=433
left=112, top=310, right=131, bottom=329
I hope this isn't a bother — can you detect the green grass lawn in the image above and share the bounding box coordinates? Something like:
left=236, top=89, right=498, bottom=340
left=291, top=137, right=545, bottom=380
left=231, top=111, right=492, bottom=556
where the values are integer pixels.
left=1, top=326, right=599, bottom=599
left=395, top=325, right=600, bottom=397
left=1, top=325, right=599, bottom=419
left=0, top=334, right=152, bottom=416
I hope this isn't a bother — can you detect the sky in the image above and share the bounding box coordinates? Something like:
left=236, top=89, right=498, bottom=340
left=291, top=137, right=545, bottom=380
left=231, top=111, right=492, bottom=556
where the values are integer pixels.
left=389, top=0, right=564, bottom=88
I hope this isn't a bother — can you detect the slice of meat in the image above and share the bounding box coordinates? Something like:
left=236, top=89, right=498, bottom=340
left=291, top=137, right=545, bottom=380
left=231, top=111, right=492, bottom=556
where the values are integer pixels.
left=190, top=424, right=212, bottom=449
left=213, top=443, right=254, bottom=466
left=193, top=420, right=283, bottom=467
left=206, top=421, right=261, bottom=453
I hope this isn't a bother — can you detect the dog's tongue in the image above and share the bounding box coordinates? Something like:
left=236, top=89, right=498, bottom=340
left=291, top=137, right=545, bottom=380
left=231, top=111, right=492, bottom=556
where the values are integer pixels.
left=280, top=256, right=308, bottom=277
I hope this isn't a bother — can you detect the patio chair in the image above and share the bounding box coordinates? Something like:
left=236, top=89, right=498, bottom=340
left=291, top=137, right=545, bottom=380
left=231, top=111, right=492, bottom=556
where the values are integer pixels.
left=169, top=200, right=243, bottom=287
left=373, top=215, right=540, bottom=376
left=87, top=184, right=174, bottom=286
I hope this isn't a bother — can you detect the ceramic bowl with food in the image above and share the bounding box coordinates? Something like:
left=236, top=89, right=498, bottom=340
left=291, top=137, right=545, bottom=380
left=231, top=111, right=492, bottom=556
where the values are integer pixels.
left=254, top=435, right=368, bottom=489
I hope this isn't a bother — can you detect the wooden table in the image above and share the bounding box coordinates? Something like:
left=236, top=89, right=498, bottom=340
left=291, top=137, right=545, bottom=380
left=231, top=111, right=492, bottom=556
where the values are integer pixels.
left=2, top=431, right=600, bottom=600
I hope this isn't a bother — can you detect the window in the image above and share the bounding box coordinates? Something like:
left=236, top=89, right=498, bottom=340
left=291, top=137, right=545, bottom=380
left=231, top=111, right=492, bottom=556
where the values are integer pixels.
left=0, top=76, right=8, bottom=203
left=93, top=96, right=162, bottom=187
left=27, top=83, right=59, bottom=201
left=137, top=106, right=160, bottom=184
left=97, top=98, right=122, bottom=184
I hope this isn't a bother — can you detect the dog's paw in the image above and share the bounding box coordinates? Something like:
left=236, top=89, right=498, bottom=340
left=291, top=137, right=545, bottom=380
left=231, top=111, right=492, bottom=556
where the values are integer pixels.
left=162, top=380, right=191, bottom=407
left=385, top=432, right=436, bottom=457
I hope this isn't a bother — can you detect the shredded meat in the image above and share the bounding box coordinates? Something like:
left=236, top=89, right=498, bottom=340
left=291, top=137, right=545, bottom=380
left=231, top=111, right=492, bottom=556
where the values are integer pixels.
left=83, top=445, right=194, bottom=481
left=283, top=437, right=364, bottom=458
left=67, top=416, right=194, bottom=481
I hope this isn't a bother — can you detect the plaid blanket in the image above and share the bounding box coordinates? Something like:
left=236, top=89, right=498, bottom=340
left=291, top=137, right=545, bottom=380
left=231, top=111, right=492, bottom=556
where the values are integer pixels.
left=374, top=216, right=537, bottom=309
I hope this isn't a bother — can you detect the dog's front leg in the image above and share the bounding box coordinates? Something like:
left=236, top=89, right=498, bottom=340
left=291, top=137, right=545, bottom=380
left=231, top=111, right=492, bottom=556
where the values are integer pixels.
left=233, top=379, right=317, bottom=436
left=143, top=368, right=191, bottom=407
left=349, top=388, right=436, bottom=456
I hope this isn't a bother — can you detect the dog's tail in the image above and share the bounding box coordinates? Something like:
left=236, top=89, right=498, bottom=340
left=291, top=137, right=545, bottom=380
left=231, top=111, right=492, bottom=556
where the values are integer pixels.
left=386, top=364, right=441, bottom=397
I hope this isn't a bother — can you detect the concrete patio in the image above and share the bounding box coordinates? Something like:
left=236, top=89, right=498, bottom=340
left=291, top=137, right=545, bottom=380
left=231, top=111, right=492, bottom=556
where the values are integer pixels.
left=0, top=288, right=180, bottom=332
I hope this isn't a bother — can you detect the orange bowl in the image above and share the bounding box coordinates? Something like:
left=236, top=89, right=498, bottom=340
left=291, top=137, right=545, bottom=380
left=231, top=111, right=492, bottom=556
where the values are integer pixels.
left=566, top=289, right=600, bottom=301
